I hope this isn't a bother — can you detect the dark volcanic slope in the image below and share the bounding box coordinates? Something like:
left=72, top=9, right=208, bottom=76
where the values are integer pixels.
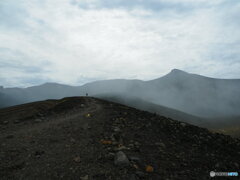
left=0, top=97, right=240, bottom=180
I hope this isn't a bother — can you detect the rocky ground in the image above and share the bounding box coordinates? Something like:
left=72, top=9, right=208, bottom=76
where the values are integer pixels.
left=0, top=97, right=240, bottom=180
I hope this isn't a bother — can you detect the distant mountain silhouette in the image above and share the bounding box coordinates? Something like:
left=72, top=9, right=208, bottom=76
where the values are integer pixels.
left=143, top=69, right=240, bottom=118
left=1, top=69, right=240, bottom=124
left=79, top=69, right=240, bottom=118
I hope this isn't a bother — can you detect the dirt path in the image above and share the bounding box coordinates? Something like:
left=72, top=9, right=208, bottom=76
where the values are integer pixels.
left=18, top=98, right=102, bottom=135
left=0, top=97, right=108, bottom=179
left=0, top=97, right=101, bottom=136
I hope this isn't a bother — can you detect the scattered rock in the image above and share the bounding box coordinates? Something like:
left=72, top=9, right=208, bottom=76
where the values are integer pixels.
left=114, top=145, right=129, bottom=151
left=106, top=147, right=113, bottom=151
left=112, top=141, right=118, bottom=145
left=146, top=123, right=152, bottom=127
left=135, top=171, right=145, bottom=178
left=128, top=144, right=134, bottom=148
left=92, top=173, right=106, bottom=178
left=129, top=156, right=141, bottom=164
left=114, top=151, right=130, bottom=166
left=80, top=175, right=89, bottom=180
left=129, top=174, right=137, bottom=180
left=3, top=120, right=9, bottom=125
left=38, top=113, right=44, bottom=117
left=113, top=133, right=122, bottom=142
left=114, top=127, right=121, bottom=132
left=85, top=114, right=91, bottom=118
left=100, top=140, right=112, bottom=145
left=14, top=120, right=20, bottom=124
left=155, top=142, right=166, bottom=148
left=132, top=164, right=139, bottom=169
left=180, top=123, right=186, bottom=127
left=145, top=165, right=154, bottom=173
left=73, top=156, right=81, bottom=163
left=83, top=123, right=91, bottom=130
left=106, top=153, right=115, bottom=160
left=35, top=150, right=45, bottom=158
left=134, top=142, right=140, bottom=146
left=70, top=138, right=76, bottom=143
left=35, top=119, right=42, bottom=123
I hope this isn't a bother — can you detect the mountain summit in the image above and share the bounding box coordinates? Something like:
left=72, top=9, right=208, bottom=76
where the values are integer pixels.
left=160, top=69, right=196, bottom=80
left=169, top=69, right=188, bottom=74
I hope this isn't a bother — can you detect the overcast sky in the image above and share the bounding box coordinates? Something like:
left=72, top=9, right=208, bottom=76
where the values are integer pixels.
left=0, top=0, right=240, bottom=87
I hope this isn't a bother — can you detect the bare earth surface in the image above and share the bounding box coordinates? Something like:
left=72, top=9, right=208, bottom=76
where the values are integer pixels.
left=0, top=97, right=240, bottom=180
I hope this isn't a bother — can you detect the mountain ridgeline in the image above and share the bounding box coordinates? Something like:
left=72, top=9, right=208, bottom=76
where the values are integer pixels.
left=1, top=69, right=240, bottom=128
left=1, top=97, right=240, bottom=179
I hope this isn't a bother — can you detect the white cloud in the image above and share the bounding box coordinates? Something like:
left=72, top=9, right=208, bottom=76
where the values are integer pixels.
left=0, top=0, right=239, bottom=87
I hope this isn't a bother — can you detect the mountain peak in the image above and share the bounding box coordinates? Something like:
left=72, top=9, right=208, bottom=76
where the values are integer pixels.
left=170, top=69, right=188, bottom=74
left=163, top=69, right=189, bottom=78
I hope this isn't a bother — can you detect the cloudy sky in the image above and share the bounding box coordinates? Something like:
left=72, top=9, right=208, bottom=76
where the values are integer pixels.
left=0, top=0, right=240, bottom=87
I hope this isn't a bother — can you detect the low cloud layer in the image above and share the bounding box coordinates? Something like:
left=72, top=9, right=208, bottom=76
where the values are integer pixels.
left=0, top=0, right=239, bottom=87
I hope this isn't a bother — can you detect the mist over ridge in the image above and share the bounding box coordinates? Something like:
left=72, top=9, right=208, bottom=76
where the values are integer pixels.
left=1, top=69, right=240, bottom=124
